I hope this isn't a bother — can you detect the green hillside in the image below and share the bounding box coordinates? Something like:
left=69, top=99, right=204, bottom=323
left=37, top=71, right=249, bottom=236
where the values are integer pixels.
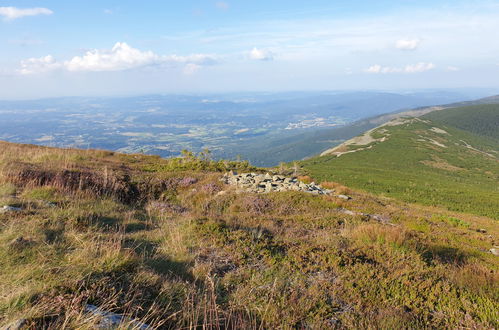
left=423, top=104, right=499, bottom=140
left=300, top=117, right=499, bottom=219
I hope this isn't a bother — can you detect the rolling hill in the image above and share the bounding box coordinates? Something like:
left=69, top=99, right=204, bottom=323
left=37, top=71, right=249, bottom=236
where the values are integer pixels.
left=299, top=104, right=499, bottom=219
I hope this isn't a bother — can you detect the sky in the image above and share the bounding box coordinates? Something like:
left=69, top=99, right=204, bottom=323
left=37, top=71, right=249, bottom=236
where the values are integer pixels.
left=1, top=0, right=499, bottom=99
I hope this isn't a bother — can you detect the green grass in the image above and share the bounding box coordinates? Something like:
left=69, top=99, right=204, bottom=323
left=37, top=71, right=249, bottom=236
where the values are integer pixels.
left=300, top=119, right=499, bottom=219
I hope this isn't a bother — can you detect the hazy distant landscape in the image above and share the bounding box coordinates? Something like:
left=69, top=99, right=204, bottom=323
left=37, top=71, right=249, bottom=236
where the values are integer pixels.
left=0, top=89, right=493, bottom=165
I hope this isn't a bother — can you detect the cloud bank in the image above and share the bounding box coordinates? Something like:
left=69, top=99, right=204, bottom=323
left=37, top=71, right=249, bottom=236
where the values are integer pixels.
left=0, top=7, right=53, bottom=20
left=20, top=42, right=218, bottom=74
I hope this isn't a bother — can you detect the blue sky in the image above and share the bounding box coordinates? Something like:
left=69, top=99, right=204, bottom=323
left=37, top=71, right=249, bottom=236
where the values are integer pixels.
left=1, top=0, right=499, bottom=99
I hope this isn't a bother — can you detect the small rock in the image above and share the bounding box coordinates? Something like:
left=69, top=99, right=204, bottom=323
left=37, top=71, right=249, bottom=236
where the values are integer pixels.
left=337, top=195, right=352, bottom=200
left=344, top=210, right=356, bottom=216
left=490, top=248, right=499, bottom=256
left=477, top=228, right=487, bottom=233
left=85, top=304, right=150, bottom=329
left=370, top=214, right=391, bottom=223
left=0, top=205, right=22, bottom=213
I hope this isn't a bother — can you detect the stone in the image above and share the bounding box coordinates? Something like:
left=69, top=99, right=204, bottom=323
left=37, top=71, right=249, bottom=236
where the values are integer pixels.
left=477, top=228, right=487, bottom=233
left=370, top=214, right=391, bottom=223
left=338, top=195, right=352, bottom=200
left=0, top=205, right=22, bottom=213
left=340, top=208, right=356, bottom=216
left=221, top=172, right=333, bottom=195
left=490, top=248, right=499, bottom=256
left=85, top=304, right=150, bottom=329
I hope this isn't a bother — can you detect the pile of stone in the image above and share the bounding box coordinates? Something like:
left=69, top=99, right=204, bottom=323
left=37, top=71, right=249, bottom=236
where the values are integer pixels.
left=221, top=171, right=333, bottom=195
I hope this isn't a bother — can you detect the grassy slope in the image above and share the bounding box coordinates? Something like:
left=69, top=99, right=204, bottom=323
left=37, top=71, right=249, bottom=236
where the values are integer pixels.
left=423, top=104, right=499, bottom=140
left=300, top=118, right=499, bottom=219
left=0, top=141, right=498, bottom=328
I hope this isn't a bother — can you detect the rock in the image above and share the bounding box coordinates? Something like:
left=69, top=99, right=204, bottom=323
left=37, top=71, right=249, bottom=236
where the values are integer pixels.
left=85, top=304, right=151, bottom=329
left=0, top=205, right=22, bottom=213
left=1, top=319, right=27, bottom=330
left=370, top=214, right=391, bottom=223
left=477, top=228, right=487, bottom=233
left=340, top=209, right=356, bottom=216
left=490, top=248, right=499, bottom=256
left=338, top=195, right=352, bottom=200
left=221, top=172, right=333, bottom=195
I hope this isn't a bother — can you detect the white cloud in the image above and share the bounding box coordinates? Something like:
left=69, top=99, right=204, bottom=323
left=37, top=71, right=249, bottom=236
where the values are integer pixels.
left=249, top=47, right=273, bottom=61
left=215, top=2, right=229, bottom=10
left=366, top=62, right=435, bottom=74
left=64, top=42, right=160, bottom=72
left=19, top=42, right=218, bottom=74
left=0, top=7, right=52, bottom=20
left=446, top=66, right=460, bottom=71
left=395, top=38, right=421, bottom=51
left=19, top=55, right=61, bottom=74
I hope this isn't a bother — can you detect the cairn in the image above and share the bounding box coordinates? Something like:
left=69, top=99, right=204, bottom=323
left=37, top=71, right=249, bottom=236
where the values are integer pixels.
left=221, top=171, right=333, bottom=195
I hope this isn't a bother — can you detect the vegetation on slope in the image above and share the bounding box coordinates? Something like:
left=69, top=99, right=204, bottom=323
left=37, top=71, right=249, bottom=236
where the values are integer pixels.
left=0, top=141, right=497, bottom=328
left=300, top=118, right=499, bottom=219
left=423, top=104, right=499, bottom=140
